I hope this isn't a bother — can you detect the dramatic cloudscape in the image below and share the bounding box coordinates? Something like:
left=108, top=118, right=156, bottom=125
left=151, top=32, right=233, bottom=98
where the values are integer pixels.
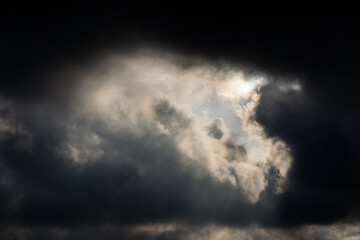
left=1, top=4, right=360, bottom=240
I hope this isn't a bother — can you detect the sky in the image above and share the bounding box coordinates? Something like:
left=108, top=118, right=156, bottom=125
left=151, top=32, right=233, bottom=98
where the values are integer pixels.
left=1, top=4, right=360, bottom=240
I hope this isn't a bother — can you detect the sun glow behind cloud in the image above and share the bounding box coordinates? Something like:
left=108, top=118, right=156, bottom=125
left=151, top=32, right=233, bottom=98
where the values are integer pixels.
left=216, top=72, right=266, bottom=101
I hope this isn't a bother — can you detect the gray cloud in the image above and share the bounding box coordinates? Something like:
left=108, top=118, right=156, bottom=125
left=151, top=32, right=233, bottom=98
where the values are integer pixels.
left=1, top=6, right=360, bottom=237
left=207, top=119, right=225, bottom=140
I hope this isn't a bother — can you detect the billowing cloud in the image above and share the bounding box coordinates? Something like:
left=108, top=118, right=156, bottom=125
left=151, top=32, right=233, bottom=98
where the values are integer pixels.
left=0, top=52, right=287, bottom=237
left=1, top=4, right=360, bottom=240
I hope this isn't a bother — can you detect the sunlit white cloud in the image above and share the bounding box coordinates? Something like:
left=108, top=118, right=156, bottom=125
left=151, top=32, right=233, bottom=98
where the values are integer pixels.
left=48, top=50, right=295, bottom=201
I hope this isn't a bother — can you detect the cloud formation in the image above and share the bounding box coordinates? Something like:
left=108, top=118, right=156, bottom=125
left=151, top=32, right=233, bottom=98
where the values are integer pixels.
left=0, top=53, right=287, bottom=239
left=1, top=4, right=360, bottom=239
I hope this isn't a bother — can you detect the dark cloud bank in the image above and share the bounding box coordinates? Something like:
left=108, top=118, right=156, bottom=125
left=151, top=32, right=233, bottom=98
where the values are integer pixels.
left=1, top=4, right=360, bottom=240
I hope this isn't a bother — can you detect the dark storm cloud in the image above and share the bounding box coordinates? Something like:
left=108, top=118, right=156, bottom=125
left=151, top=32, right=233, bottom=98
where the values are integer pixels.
left=255, top=81, right=360, bottom=227
left=0, top=98, right=260, bottom=233
left=1, top=3, right=360, bottom=239
left=2, top=4, right=357, bottom=102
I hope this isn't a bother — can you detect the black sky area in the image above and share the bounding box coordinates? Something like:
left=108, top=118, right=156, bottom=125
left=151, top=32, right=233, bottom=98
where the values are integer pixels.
left=1, top=4, right=360, bottom=240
